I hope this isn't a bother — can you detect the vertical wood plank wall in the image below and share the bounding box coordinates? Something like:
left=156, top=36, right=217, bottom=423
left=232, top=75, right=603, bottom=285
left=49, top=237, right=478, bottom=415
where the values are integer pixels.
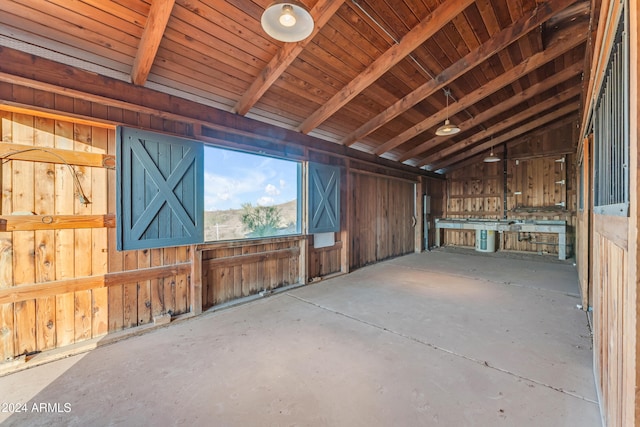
left=349, top=172, right=416, bottom=270
left=591, top=217, right=632, bottom=427
left=581, top=2, right=640, bottom=425
left=0, top=82, right=442, bottom=363
left=442, top=121, right=577, bottom=256
left=307, top=237, right=342, bottom=279
left=201, top=238, right=302, bottom=308
left=423, top=177, right=445, bottom=250
left=0, top=90, right=191, bottom=362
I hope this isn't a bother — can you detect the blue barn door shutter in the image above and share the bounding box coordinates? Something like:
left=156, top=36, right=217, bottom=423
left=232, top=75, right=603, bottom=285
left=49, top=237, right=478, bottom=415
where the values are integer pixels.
left=117, top=127, right=204, bottom=250
left=308, top=163, right=340, bottom=233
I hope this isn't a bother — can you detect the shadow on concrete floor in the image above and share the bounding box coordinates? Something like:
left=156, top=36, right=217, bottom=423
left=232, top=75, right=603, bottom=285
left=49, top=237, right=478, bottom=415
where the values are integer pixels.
left=0, top=250, right=599, bottom=426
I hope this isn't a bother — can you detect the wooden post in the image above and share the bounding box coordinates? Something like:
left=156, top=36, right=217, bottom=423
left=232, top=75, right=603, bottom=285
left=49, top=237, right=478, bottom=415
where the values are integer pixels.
left=190, top=245, right=202, bottom=315
left=415, top=177, right=424, bottom=253
left=340, top=160, right=351, bottom=274
left=300, top=161, right=309, bottom=285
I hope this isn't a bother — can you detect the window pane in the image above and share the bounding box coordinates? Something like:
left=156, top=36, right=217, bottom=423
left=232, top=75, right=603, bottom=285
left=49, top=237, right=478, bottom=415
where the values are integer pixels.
left=203, top=146, right=300, bottom=241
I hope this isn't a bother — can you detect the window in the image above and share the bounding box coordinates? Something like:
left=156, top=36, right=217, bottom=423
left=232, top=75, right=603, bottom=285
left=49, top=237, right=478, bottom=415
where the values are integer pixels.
left=203, top=146, right=301, bottom=241
left=593, top=14, right=629, bottom=216
left=117, top=126, right=305, bottom=250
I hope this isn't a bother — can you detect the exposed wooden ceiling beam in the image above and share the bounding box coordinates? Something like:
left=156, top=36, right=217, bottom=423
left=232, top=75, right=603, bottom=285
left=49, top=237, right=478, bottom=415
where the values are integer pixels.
left=579, top=0, right=616, bottom=139
left=376, top=24, right=587, bottom=157
left=546, top=0, right=591, bottom=27
left=131, top=0, right=176, bottom=86
left=341, top=0, right=580, bottom=148
left=233, top=0, right=345, bottom=116
left=441, top=114, right=578, bottom=173
left=0, top=46, right=441, bottom=180
left=423, top=87, right=580, bottom=168
left=296, top=0, right=475, bottom=134
left=398, top=61, right=583, bottom=163
left=418, top=91, right=580, bottom=170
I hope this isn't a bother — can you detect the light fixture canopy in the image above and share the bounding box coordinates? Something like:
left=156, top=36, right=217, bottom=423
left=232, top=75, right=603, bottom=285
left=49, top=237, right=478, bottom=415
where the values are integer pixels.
left=261, top=1, right=314, bottom=43
left=484, top=147, right=500, bottom=163
left=436, top=118, right=461, bottom=136
left=436, top=88, right=460, bottom=136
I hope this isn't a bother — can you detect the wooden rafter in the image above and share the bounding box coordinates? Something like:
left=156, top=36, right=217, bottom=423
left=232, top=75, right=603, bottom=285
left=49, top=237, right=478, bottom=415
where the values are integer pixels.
left=398, top=60, right=584, bottom=163
left=233, top=0, right=345, bottom=115
left=377, top=23, right=588, bottom=157
left=296, top=0, right=475, bottom=134
left=423, top=90, right=581, bottom=169
left=342, top=0, right=580, bottom=148
left=437, top=111, right=579, bottom=173
left=131, top=0, right=176, bottom=86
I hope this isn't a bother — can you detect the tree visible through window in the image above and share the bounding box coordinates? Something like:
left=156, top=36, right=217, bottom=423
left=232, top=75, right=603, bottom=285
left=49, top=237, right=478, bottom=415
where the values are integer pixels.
left=203, top=146, right=301, bottom=241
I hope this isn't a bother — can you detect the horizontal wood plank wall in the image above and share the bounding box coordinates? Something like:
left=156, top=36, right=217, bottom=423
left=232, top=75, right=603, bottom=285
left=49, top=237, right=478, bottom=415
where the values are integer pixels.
left=443, top=121, right=577, bottom=255
left=200, top=239, right=303, bottom=308
left=0, top=88, right=193, bottom=362
left=350, top=172, right=415, bottom=270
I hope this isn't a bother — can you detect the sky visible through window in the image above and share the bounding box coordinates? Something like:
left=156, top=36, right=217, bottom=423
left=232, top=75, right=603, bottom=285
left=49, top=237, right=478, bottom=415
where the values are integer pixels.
left=204, top=146, right=298, bottom=211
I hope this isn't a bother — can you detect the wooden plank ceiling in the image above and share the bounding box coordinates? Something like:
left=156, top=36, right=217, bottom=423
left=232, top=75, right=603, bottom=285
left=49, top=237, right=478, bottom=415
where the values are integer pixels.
left=0, top=0, right=590, bottom=172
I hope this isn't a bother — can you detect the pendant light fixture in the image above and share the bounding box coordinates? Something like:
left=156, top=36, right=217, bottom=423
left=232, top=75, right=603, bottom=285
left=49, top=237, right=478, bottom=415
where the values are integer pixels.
left=435, top=88, right=460, bottom=136
left=483, top=146, right=500, bottom=163
left=261, top=1, right=314, bottom=43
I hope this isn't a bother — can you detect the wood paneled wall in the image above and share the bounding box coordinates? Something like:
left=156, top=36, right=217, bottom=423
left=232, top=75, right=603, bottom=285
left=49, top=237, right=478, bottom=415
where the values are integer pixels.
left=442, top=121, right=577, bottom=256
left=592, top=223, right=630, bottom=427
left=0, top=81, right=442, bottom=364
left=201, top=238, right=302, bottom=308
left=577, top=2, right=639, bottom=425
left=0, top=100, right=192, bottom=362
left=308, top=237, right=342, bottom=279
left=445, top=160, right=502, bottom=247
left=423, top=176, right=446, bottom=250
left=349, top=172, right=416, bottom=269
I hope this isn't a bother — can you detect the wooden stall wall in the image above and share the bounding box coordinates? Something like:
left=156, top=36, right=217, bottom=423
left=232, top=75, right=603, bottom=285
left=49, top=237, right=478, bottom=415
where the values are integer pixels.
left=200, top=237, right=303, bottom=308
left=575, top=137, right=591, bottom=310
left=443, top=120, right=577, bottom=256
left=580, top=2, right=639, bottom=425
left=350, top=172, right=415, bottom=270
left=591, top=226, right=630, bottom=427
left=0, top=87, right=193, bottom=362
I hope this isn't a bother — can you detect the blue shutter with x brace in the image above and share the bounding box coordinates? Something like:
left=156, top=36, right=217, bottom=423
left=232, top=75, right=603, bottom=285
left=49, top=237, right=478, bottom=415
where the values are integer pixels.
left=308, top=163, right=341, bottom=233
left=117, top=127, right=204, bottom=250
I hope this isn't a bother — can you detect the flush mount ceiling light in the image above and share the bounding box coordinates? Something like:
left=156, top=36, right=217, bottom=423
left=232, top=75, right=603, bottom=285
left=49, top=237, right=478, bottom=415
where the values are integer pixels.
left=435, top=88, right=460, bottom=136
left=261, top=1, right=314, bottom=43
left=484, top=147, right=501, bottom=163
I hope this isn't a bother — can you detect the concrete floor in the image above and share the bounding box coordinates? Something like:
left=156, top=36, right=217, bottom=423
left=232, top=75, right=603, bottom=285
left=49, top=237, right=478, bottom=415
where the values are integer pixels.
left=0, top=249, right=600, bottom=426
